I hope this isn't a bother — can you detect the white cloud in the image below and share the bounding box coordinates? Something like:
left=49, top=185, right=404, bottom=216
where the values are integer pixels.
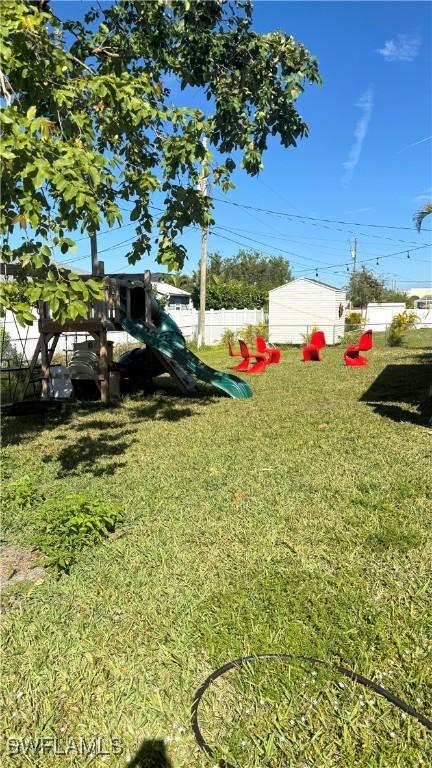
left=344, top=207, right=373, bottom=215
left=376, top=34, right=421, bottom=62
left=342, top=86, right=374, bottom=187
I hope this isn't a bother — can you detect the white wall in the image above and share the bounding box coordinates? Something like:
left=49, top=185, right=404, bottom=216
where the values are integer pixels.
left=365, top=303, right=406, bottom=331
left=268, top=278, right=346, bottom=345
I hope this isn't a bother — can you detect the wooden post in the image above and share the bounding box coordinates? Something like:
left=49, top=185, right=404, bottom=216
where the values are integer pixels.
left=40, top=333, right=50, bottom=399
left=143, top=270, right=152, bottom=324
left=99, top=331, right=109, bottom=403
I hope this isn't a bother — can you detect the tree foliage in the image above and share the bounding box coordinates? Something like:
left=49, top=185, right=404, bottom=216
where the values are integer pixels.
left=203, top=279, right=266, bottom=310
left=0, top=0, right=320, bottom=323
left=413, top=202, right=432, bottom=233
left=346, top=267, right=409, bottom=309
left=206, top=249, right=292, bottom=293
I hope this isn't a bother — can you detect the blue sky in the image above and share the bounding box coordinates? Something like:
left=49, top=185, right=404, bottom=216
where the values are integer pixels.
left=55, top=1, right=432, bottom=288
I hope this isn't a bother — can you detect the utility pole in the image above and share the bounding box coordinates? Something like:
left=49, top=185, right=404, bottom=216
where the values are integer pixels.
left=197, top=138, right=208, bottom=349
left=350, top=237, right=357, bottom=274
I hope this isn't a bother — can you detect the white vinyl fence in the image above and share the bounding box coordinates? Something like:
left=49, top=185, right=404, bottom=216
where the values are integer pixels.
left=167, top=306, right=265, bottom=344
left=1, top=307, right=265, bottom=365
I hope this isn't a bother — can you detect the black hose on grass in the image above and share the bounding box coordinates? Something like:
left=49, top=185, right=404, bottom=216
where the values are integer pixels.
left=191, top=653, right=432, bottom=768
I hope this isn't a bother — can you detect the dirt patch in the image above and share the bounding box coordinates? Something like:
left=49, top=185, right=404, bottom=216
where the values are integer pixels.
left=0, top=543, right=44, bottom=587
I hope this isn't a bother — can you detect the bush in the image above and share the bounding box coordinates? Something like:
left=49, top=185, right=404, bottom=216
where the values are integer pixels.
left=345, top=311, right=363, bottom=330
left=300, top=324, right=319, bottom=345
left=237, top=322, right=269, bottom=346
left=35, top=494, right=124, bottom=572
left=220, top=328, right=236, bottom=346
left=391, top=311, right=418, bottom=331
left=386, top=325, right=405, bottom=347
left=340, top=329, right=362, bottom=347
left=386, top=311, right=419, bottom=347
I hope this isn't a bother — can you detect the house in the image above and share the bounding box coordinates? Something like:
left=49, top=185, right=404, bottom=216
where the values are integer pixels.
left=406, top=287, right=432, bottom=300
left=151, top=281, right=193, bottom=309
left=268, top=277, right=346, bottom=345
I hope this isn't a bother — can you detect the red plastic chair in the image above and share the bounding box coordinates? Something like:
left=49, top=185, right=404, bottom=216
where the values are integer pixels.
left=233, top=340, right=268, bottom=374
left=344, top=330, right=373, bottom=366
left=303, top=330, right=326, bottom=362
left=256, top=336, right=281, bottom=364
left=227, top=339, right=243, bottom=362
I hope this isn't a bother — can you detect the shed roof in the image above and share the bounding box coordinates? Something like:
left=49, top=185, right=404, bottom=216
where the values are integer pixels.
left=269, top=276, right=344, bottom=294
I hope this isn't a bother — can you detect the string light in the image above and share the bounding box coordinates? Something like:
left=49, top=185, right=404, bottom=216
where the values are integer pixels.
left=376, top=258, right=379, bottom=266
left=315, top=268, right=319, bottom=277
left=407, top=251, right=410, bottom=259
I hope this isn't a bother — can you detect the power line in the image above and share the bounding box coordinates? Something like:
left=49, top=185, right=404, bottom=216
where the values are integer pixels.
left=211, top=195, right=432, bottom=233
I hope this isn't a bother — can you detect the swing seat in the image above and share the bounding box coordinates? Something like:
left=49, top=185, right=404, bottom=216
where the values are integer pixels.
left=344, top=330, right=373, bottom=366
left=303, top=330, right=326, bottom=362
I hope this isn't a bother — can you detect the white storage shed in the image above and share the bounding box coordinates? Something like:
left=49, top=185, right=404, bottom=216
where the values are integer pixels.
left=268, top=277, right=346, bottom=345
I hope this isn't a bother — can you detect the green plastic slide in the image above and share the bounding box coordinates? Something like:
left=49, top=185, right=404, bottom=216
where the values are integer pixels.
left=120, top=298, right=252, bottom=400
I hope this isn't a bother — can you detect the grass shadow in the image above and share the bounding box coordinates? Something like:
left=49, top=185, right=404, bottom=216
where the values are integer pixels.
left=127, top=739, right=172, bottom=768
left=360, top=361, right=432, bottom=426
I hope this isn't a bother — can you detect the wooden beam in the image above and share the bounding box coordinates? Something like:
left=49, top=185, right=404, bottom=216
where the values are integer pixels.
left=98, top=331, right=110, bottom=403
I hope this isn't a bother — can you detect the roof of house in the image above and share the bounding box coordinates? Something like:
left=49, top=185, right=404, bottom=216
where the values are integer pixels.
left=269, top=276, right=344, bottom=294
left=152, top=281, right=191, bottom=297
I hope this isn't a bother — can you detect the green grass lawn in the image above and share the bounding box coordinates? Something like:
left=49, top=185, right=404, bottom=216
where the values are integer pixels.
left=1, top=331, right=431, bottom=767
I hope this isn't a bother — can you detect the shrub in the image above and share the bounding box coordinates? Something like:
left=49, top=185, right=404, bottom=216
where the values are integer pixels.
left=391, top=311, right=418, bottom=331
left=35, top=494, right=124, bottom=572
left=300, top=324, right=319, bottom=345
left=386, top=325, right=405, bottom=347
left=386, top=311, right=419, bottom=347
left=220, top=328, right=236, bottom=346
left=345, top=311, right=363, bottom=329
left=236, top=323, right=267, bottom=346
left=340, top=329, right=362, bottom=347
left=1, top=474, right=45, bottom=542
left=254, top=321, right=268, bottom=340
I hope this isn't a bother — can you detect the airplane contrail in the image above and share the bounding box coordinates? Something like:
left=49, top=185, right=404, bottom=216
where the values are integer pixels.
left=402, top=135, right=432, bottom=150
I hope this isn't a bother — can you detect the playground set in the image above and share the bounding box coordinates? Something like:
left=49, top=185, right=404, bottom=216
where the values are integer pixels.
left=1, top=263, right=253, bottom=406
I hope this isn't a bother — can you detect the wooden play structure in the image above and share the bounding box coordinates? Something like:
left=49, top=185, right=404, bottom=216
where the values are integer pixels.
left=2, top=252, right=252, bottom=404
left=1, top=259, right=161, bottom=404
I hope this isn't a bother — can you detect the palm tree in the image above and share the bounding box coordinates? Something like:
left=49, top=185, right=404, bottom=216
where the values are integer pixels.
left=413, top=202, right=432, bottom=232
left=165, top=272, right=192, bottom=291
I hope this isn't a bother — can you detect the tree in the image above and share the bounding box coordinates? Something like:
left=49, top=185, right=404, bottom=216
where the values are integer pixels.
left=347, top=267, right=385, bottom=308
left=0, top=1, right=320, bottom=324
left=164, top=272, right=194, bottom=292
left=413, top=202, right=432, bottom=233
left=203, top=280, right=266, bottom=310
left=216, top=249, right=292, bottom=292
left=347, top=267, right=411, bottom=308
left=193, top=248, right=292, bottom=292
